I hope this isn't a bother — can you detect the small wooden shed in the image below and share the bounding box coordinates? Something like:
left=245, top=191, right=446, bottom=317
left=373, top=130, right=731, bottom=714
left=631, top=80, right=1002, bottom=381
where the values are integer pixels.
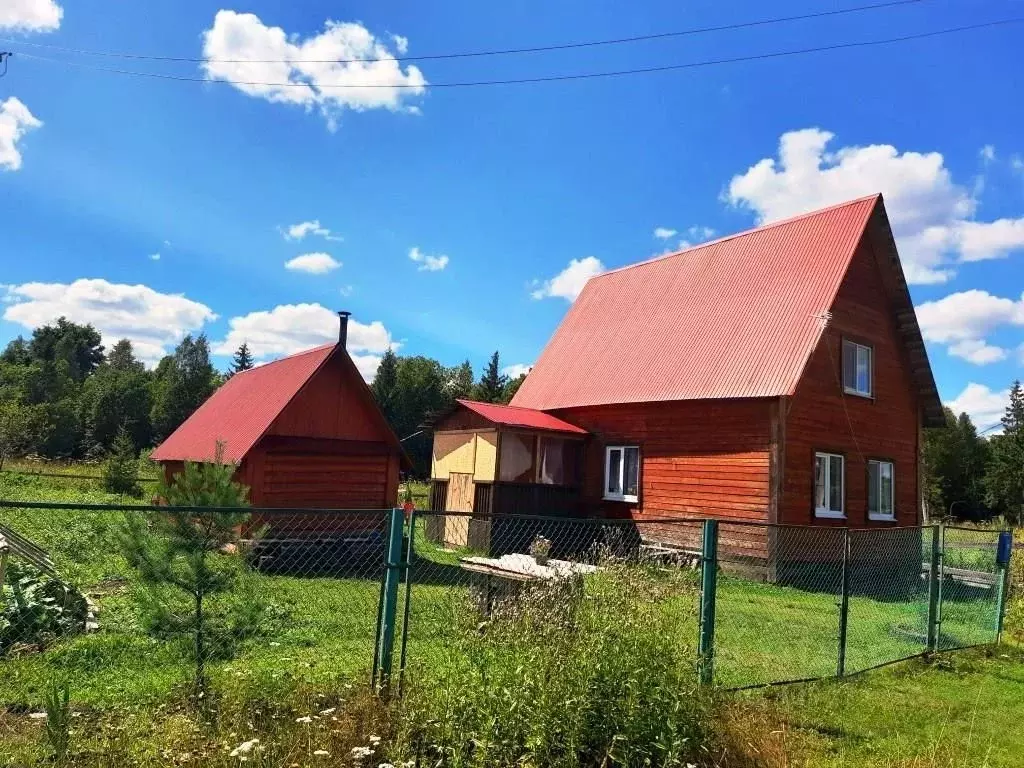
left=151, top=313, right=408, bottom=536
left=429, top=399, right=587, bottom=549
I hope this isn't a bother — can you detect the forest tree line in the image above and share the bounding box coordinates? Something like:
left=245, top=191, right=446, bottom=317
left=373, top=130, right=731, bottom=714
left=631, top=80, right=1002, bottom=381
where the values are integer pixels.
left=0, top=317, right=525, bottom=477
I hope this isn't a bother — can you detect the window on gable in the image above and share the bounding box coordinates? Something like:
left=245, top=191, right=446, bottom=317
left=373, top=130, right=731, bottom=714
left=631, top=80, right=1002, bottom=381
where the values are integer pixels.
left=842, top=340, right=873, bottom=397
left=605, top=445, right=640, bottom=502
left=868, top=460, right=895, bottom=520
left=814, top=451, right=845, bottom=518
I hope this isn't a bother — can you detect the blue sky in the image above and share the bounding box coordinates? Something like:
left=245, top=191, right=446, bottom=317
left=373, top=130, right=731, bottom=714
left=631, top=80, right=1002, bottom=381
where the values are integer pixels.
left=1, top=0, right=1022, bottom=428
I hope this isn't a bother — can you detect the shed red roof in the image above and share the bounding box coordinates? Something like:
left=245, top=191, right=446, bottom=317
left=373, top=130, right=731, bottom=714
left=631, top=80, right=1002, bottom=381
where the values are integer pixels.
left=512, top=195, right=942, bottom=424
left=455, top=399, right=587, bottom=435
left=151, top=344, right=336, bottom=463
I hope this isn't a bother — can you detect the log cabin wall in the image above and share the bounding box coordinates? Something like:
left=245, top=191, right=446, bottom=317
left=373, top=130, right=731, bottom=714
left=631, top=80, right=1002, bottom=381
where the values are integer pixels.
left=782, top=236, right=921, bottom=528
left=549, top=399, right=774, bottom=554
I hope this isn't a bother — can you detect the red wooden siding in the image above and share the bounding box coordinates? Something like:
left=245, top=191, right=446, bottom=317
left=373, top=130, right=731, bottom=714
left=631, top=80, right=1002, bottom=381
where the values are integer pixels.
left=551, top=400, right=773, bottom=522
left=782, top=236, right=920, bottom=526
left=266, top=353, right=385, bottom=442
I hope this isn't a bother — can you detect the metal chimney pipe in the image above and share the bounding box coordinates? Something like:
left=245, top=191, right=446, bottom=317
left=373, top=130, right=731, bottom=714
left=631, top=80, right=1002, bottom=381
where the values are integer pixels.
left=337, top=310, right=351, bottom=348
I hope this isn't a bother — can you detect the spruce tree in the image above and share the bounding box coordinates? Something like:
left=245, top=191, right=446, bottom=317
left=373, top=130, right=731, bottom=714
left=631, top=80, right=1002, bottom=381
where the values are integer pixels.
left=372, top=348, right=399, bottom=421
left=230, top=342, right=255, bottom=375
left=120, top=444, right=253, bottom=695
left=474, top=351, right=508, bottom=404
left=985, top=380, right=1024, bottom=524
left=102, top=424, right=141, bottom=496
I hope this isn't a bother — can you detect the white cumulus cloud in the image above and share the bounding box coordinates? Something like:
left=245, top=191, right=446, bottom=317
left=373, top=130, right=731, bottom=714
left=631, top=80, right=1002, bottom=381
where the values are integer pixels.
left=726, top=128, right=1024, bottom=284
left=531, top=257, right=605, bottom=301
left=502, top=363, right=532, bottom=379
left=915, top=289, right=1024, bottom=365
left=408, top=246, right=449, bottom=272
left=201, top=10, right=427, bottom=129
left=280, top=219, right=342, bottom=242
left=653, top=227, right=677, bottom=240
left=0, top=97, right=42, bottom=171
left=284, top=252, right=341, bottom=274
left=213, top=303, right=397, bottom=380
left=946, top=383, right=1010, bottom=432
left=0, top=0, right=62, bottom=32
left=2, top=278, right=216, bottom=365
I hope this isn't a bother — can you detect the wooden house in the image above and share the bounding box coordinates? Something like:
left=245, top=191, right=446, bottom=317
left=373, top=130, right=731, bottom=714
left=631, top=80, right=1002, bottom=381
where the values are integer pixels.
left=431, top=195, right=944, bottom=577
left=151, top=312, right=408, bottom=542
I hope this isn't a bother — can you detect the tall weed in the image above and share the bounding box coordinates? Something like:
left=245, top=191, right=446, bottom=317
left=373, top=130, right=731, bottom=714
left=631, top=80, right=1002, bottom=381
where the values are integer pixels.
left=395, top=561, right=709, bottom=767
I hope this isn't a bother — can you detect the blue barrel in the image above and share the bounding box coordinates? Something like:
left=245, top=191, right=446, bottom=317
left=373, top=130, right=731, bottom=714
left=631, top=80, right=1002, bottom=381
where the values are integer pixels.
left=996, top=531, right=1013, bottom=567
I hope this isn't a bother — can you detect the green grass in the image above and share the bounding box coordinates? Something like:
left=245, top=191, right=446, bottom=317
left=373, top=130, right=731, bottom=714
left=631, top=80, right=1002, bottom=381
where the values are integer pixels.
left=1, top=464, right=1020, bottom=766
left=723, top=646, right=1024, bottom=767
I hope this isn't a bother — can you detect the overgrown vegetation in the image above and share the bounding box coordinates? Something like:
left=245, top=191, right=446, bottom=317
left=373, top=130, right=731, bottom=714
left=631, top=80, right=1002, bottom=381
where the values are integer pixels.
left=395, top=562, right=708, bottom=768
left=923, top=380, right=1024, bottom=523
left=0, top=560, right=89, bottom=657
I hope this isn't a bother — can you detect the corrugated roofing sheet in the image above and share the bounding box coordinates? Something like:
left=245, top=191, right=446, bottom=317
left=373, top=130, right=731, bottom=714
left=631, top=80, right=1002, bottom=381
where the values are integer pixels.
left=512, top=196, right=880, bottom=411
left=455, top=399, right=588, bottom=435
left=150, top=343, right=335, bottom=463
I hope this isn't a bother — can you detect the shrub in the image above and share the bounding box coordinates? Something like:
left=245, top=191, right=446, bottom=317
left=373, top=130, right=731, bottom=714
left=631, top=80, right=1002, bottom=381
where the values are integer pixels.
left=394, top=561, right=709, bottom=768
left=1, top=561, right=89, bottom=656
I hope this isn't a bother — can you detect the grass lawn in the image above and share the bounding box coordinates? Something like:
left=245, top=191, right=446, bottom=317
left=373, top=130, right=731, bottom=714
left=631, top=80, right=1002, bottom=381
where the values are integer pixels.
left=722, top=645, right=1024, bottom=767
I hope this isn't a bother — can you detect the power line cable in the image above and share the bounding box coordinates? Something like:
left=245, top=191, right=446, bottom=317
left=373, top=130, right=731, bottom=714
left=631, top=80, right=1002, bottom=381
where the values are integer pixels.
left=13, top=17, right=1023, bottom=89
left=0, top=0, right=930, bottom=65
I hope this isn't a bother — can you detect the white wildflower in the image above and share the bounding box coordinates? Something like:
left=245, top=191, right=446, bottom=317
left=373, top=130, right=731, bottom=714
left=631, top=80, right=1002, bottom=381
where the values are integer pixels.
left=28, top=712, right=47, bottom=720
left=378, top=763, right=396, bottom=768
left=319, top=707, right=336, bottom=715
left=295, top=716, right=313, bottom=724
left=230, top=739, right=260, bottom=757
left=368, top=735, right=381, bottom=745
left=351, top=746, right=374, bottom=760
left=313, top=749, right=330, bottom=757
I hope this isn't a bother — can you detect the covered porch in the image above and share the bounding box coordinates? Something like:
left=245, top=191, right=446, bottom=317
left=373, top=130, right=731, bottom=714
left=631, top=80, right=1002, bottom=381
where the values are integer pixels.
left=428, top=399, right=588, bottom=551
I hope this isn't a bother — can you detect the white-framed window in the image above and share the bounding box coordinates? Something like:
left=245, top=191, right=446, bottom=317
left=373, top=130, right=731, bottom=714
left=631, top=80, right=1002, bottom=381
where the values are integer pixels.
left=814, top=451, right=845, bottom=518
left=842, top=339, right=873, bottom=397
left=868, top=460, right=895, bottom=520
left=604, top=445, right=640, bottom=502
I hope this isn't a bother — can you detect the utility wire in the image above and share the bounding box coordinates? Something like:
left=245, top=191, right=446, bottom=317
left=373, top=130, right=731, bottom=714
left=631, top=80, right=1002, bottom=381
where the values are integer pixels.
left=0, top=0, right=930, bottom=65
left=14, top=18, right=1023, bottom=89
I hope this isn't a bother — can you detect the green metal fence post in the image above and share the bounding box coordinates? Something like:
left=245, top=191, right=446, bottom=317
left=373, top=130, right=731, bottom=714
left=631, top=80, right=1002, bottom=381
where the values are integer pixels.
left=375, top=507, right=405, bottom=692
left=698, top=518, right=719, bottom=686
left=926, top=523, right=944, bottom=652
left=397, top=509, right=416, bottom=696
left=837, top=528, right=851, bottom=677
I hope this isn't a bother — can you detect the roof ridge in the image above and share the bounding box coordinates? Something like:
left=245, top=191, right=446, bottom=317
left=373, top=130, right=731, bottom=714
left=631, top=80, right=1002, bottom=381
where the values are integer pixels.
left=596, top=194, right=881, bottom=279
left=457, top=398, right=544, bottom=413
left=231, top=342, right=336, bottom=376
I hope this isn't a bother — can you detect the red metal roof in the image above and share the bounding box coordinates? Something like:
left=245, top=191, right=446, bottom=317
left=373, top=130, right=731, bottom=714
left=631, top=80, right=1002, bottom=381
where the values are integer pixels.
left=512, top=195, right=884, bottom=411
left=151, top=344, right=336, bottom=463
left=455, top=399, right=588, bottom=435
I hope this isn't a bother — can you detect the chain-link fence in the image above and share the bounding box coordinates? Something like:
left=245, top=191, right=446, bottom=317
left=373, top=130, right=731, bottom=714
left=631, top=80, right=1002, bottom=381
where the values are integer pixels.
left=0, top=500, right=1014, bottom=714
left=0, top=500, right=388, bottom=713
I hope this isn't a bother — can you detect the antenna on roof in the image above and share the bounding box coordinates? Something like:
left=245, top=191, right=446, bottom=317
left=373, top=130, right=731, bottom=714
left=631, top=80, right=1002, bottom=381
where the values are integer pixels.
left=337, top=310, right=351, bottom=349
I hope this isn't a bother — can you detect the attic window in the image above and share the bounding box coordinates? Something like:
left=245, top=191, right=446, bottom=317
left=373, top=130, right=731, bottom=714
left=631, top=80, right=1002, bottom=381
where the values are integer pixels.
left=605, top=446, right=639, bottom=503
left=842, top=340, right=873, bottom=398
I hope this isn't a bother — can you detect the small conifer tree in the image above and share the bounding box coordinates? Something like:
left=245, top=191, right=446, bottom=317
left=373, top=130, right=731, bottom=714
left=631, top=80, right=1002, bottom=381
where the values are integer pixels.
left=120, top=443, right=253, bottom=695
left=102, top=424, right=141, bottom=496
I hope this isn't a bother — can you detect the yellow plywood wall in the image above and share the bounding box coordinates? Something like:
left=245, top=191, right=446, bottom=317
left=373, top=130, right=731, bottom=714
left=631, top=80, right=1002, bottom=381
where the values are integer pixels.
left=474, top=431, right=497, bottom=482
left=432, top=430, right=499, bottom=481
left=432, top=432, right=475, bottom=479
